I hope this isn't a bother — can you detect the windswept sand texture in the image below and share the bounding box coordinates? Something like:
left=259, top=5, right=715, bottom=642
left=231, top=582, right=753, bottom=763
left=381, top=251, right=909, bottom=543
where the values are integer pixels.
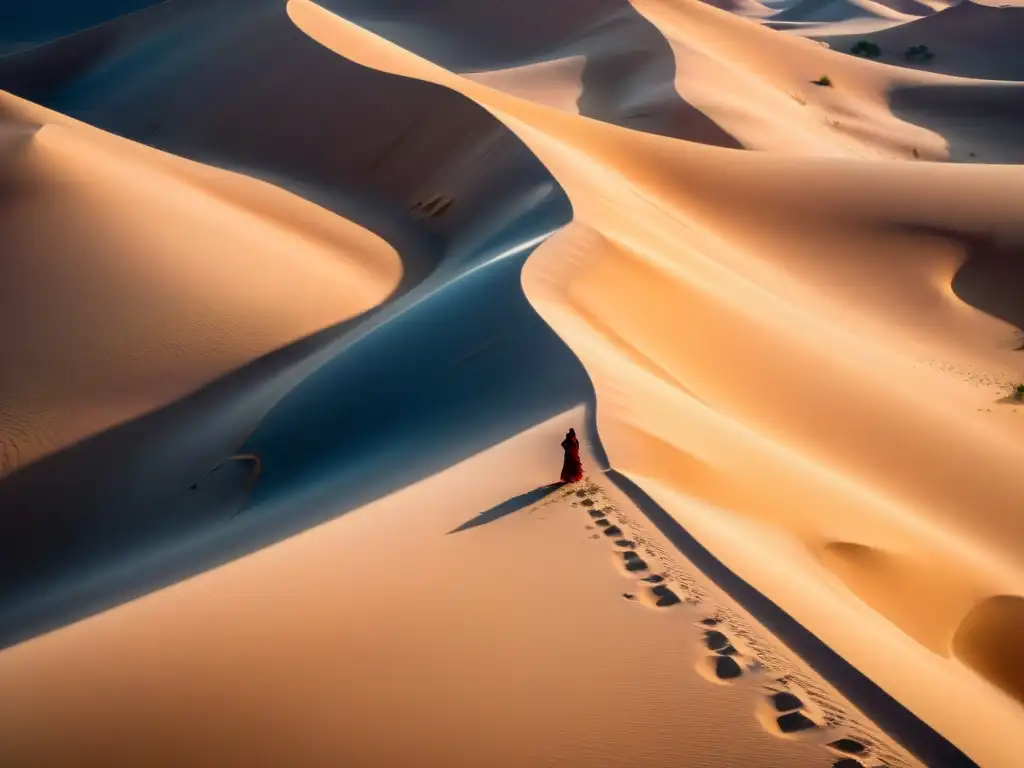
left=1, top=0, right=1022, bottom=766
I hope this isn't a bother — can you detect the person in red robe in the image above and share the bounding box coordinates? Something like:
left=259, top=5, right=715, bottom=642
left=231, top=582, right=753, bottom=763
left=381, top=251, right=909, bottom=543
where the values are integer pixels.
left=560, top=428, right=583, bottom=483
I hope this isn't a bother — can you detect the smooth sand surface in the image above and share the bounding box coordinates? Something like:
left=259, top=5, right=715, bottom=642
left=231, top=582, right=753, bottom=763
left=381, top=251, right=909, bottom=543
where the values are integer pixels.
left=0, top=93, right=401, bottom=479
left=1, top=0, right=1022, bottom=766
left=0, top=413, right=916, bottom=768
left=285, top=2, right=1024, bottom=764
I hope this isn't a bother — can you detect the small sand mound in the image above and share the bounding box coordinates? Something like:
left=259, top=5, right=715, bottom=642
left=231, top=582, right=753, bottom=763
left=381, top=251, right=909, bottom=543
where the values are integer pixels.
left=953, top=595, right=1024, bottom=704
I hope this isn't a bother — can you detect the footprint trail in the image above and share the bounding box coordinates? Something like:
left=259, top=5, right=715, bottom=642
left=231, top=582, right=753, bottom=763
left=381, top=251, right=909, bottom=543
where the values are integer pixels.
left=568, top=479, right=913, bottom=768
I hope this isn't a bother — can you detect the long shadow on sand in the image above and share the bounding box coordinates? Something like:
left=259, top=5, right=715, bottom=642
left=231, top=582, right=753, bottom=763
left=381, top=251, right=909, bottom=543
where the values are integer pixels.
left=0, top=0, right=558, bottom=253
left=889, top=83, right=1024, bottom=165
left=896, top=223, right=1024, bottom=341
left=0, top=189, right=593, bottom=650
left=0, top=0, right=593, bottom=647
left=0, top=0, right=164, bottom=52
left=604, top=469, right=976, bottom=768
left=448, top=482, right=563, bottom=534
left=315, top=0, right=742, bottom=147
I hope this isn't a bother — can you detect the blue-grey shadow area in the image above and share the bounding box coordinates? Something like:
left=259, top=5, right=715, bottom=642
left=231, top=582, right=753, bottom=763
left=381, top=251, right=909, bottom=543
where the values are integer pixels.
left=603, top=469, right=977, bottom=768
left=448, top=482, right=563, bottom=534
left=315, top=0, right=742, bottom=147
left=0, top=0, right=164, bottom=53
left=0, top=0, right=596, bottom=647
left=0, top=0, right=556, bottom=256
left=0, top=185, right=590, bottom=649
left=889, top=83, right=1024, bottom=165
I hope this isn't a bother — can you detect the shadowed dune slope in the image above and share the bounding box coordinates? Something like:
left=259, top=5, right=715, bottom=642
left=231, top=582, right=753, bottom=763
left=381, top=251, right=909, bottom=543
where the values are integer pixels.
left=953, top=596, right=1024, bottom=705
left=309, top=0, right=742, bottom=146
left=0, top=0, right=555, bottom=253
left=770, top=0, right=924, bottom=23
left=819, top=1, right=1024, bottom=80
left=701, top=0, right=773, bottom=17
left=0, top=0, right=579, bottom=648
left=0, top=0, right=164, bottom=53
left=890, top=82, right=1024, bottom=163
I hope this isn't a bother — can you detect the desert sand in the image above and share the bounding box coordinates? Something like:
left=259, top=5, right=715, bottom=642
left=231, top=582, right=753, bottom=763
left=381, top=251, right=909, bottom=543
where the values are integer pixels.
left=1, top=0, right=1022, bottom=766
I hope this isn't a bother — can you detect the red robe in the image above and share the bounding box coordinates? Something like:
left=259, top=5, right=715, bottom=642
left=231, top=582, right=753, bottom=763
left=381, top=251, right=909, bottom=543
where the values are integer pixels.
left=560, top=434, right=583, bottom=483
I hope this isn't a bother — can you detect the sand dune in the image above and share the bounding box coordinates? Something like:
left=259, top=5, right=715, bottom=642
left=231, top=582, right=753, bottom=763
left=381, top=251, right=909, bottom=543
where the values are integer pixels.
left=0, top=416, right=919, bottom=768
left=1, top=0, right=1022, bottom=766
left=702, top=0, right=774, bottom=18
left=770, top=0, right=924, bottom=24
left=283, top=3, right=1024, bottom=764
left=0, top=0, right=569, bottom=648
left=818, top=1, right=1024, bottom=80
left=0, top=93, right=400, bottom=479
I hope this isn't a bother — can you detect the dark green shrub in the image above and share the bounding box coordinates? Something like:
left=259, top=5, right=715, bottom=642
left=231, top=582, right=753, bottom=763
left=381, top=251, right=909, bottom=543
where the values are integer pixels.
left=1015, top=383, right=1024, bottom=400
left=851, top=40, right=882, bottom=58
left=814, top=75, right=833, bottom=86
left=905, top=44, right=935, bottom=63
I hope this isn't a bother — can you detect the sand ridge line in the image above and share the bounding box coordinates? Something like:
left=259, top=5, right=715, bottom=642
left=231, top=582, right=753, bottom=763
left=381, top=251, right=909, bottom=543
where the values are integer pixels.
left=571, top=477, right=912, bottom=768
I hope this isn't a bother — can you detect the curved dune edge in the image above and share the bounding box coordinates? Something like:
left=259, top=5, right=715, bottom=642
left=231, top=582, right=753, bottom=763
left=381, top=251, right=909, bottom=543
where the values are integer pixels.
left=286, top=2, right=1024, bottom=765
left=953, top=595, right=1024, bottom=706
left=0, top=92, right=401, bottom=477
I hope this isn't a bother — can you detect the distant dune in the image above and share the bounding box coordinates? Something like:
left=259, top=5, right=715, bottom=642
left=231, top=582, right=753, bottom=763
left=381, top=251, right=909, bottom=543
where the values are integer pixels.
left=770, top=0, right=927, bottom=24
left=819, top=1, right=1024, bottom=80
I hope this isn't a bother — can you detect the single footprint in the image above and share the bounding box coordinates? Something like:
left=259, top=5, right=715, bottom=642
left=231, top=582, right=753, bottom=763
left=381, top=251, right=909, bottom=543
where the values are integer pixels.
left=700, top=617, right=720, bottom=627
left=770, top=691, right=804, bottom=712
left=580, top=499, right=595, bottom=507
left=588, top=509, right=606, bottom=519
left=777, top=711, right=818, bottom=734
left=595, top=519, right=611, bottom=528
left=641, top=574, right=664, bottom=583
left=710, top=655, right=743, bottom=680
left=621, top=551, right=649, bottom=572
left=831, top=760, right=864, bottom=768
left=704, top=630, right=736, bottom=654
left=757, top=689, right=822, bottom=739
left=648, top=584, right=681, bottom=607
left=614, top=539, right=636, bottom=549
left=603, top=526, right=623, bottom=537
left=828, top=739, right=868, bottom=756
left=622, top=593, right=637, bottom=601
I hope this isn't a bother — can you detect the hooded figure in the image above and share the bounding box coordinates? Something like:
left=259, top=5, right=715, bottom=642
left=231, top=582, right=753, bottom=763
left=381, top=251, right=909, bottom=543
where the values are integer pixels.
left=560, top=428, right=583, bottom=483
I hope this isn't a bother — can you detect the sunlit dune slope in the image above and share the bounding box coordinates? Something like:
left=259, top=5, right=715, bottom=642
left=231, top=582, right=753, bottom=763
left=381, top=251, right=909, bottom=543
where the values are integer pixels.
left=287, top=2, right=1024, bottom=765
left=0, top=94, right=399, bottom=478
